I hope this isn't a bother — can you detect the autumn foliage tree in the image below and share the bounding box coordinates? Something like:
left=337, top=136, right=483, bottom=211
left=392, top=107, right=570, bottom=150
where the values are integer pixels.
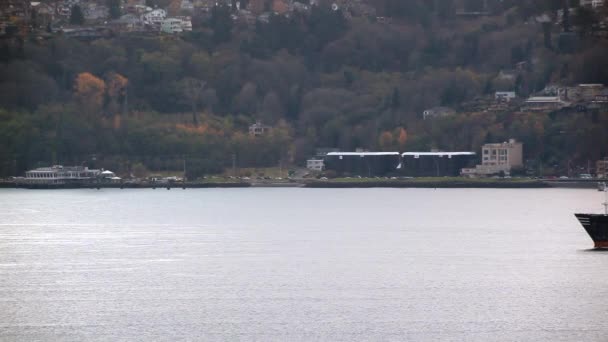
left=397, top=127, right=408, bottom=149
left=74, top=72, right=106, bottom=115
left=105, top=72, right=128, bottom=116
left=378, top=131, right=394, bottom=150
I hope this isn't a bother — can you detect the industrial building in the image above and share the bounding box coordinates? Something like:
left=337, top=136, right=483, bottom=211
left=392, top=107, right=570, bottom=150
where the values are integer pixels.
left=324, top=152, right=401, bottom=177
left=400, top=152, right=476, bottom=177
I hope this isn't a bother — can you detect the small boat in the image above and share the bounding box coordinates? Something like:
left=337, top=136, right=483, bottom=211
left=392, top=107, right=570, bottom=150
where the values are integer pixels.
left=575, top=188, right=608, bottom=248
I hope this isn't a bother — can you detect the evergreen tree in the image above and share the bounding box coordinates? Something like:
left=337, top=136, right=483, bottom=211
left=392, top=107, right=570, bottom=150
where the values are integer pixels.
left=107, top=0, right=122, bottom=19
left=210, top=4, right=233, bottom=45
left=70, top=5, right=85, bottom=25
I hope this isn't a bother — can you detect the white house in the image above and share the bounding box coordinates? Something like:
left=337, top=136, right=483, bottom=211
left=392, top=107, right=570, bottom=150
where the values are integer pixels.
left=83, top=3, right=109, bottom=20
left=580, top=0, right=604, bottom=8
left=180, top=0, right=194, bottom=12
left=249, top=121, right=271, bottom=136
left=161, top=17, right=192, bottom=33
left=161, top=18, right=183, bottom=33
left=142, top=8, right=166, bottom=25
left=423, top=107, right=455, bottom=120
left=495, top=91, right=516, bottom=102
left=307, top=159, right=324, bottom=171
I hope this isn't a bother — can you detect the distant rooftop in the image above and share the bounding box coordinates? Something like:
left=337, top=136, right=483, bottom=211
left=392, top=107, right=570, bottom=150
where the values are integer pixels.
left=327, top=152, right=400, bottom=156
left=525, top=96, right=562, bottom=103
left=402, top=152, right=475, bottom=157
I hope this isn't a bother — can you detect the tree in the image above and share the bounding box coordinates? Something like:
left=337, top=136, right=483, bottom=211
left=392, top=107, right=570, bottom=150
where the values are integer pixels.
left=261, top=91, right=283, bottom=123
left=178, top=77, right=206, bottom=126
left=105, top=72, right=128, bottom=115
left=397, top=127, right=408, bottom=148
left=572, top=6, right=598, bottom=36
left=210, top=4, right=233, bottom=45
left=378, top=131, right=393, bottom=150
left=464, top=0, right=485, bottom=12
left=234, top=82, right=258, bottom=115
left=74, top=72, right=106, bottom=115
left=69, top=5, right=84, bottom=25
left=391, top=87, right=400, bottom=109
left=107, top=0, right=122, bottom=19
left=542, top=22, right=552, bottom=49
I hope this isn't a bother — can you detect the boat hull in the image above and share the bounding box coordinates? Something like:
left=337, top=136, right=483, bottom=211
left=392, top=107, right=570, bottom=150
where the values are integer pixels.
left=575, top=213, right=608, bottom=248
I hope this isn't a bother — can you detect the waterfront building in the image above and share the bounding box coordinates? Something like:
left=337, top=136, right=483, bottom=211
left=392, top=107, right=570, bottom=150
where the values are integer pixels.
left=461, top=139, right=523, bottom=176
left=401, top=152, right=476, bottom=177
left=324, top=152, right=400, bottom=177
left=24, top=165, right=116, bottom=184
left=306, top=159, right=324, bottom=172
left=597, top=158, right=608, bottom=178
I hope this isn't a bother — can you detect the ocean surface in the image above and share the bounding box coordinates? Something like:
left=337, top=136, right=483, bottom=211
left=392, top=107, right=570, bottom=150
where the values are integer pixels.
left=0, top=188, right=607, bottom=341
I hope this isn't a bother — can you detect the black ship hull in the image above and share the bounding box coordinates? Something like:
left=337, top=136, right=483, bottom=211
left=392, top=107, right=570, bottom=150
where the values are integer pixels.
left=575, top=213, right=608, bottom=248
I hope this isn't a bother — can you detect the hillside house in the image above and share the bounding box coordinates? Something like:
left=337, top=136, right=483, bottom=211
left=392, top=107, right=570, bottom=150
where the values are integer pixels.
left=495, top=91, right=516, bottom=102
left=521, top=96, right=567, bottom=112
left=160, top=16, right=191, bottom=33
left=110, top=14, right=145, bottom=31
left=557, top=84, right=606, bottom=102
left=423, top=107, right=455, bottom=120
left=83, top=3, right=109, bottom=21
left=30, top=2, right=55, bottom=27
left=127, top=4, right=153, bottom=14
left=180, top=0, right=194, bottom=12
left=142, top=8, right=166, bottom=25
left=580, top=0, right=605, bottom=8
left=249, top=121, right=271, bottom=137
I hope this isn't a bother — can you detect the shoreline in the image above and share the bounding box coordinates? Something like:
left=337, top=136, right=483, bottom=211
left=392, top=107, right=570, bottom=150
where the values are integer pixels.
left=0, top=179, right=601, bottom=189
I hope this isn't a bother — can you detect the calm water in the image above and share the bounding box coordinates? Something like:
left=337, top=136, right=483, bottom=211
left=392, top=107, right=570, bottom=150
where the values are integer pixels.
left=0, top=188, right=607, bottom=341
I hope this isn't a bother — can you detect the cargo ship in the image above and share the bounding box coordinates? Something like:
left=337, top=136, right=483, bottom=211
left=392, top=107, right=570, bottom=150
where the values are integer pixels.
left=575, top=184, right=608, bottom=248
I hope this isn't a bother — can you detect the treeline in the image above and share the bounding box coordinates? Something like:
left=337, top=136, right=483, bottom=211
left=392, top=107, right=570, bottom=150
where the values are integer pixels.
left=1, top=0, right=608, bottom=177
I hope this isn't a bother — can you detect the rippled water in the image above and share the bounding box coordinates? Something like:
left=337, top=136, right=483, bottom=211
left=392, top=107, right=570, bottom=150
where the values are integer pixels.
left=0, top=188, right=607, bottom=341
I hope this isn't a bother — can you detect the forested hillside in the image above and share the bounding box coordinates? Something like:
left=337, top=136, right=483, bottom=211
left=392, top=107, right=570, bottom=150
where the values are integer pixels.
left=1, top=0, right=608, bottom=177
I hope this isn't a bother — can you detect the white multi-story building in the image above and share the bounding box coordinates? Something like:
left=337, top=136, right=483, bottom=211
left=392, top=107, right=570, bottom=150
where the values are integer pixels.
left=461, top=139, right=523, bottom=176
left=25, top=165, right=105, bottom=184
left=306, top=159, right=324, bottom=171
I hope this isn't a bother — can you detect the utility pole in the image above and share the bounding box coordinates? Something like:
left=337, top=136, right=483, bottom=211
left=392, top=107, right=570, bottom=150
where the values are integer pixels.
left=183, top=155, right=186, bottom=181
left=232, top=153, right=236, bottom=177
